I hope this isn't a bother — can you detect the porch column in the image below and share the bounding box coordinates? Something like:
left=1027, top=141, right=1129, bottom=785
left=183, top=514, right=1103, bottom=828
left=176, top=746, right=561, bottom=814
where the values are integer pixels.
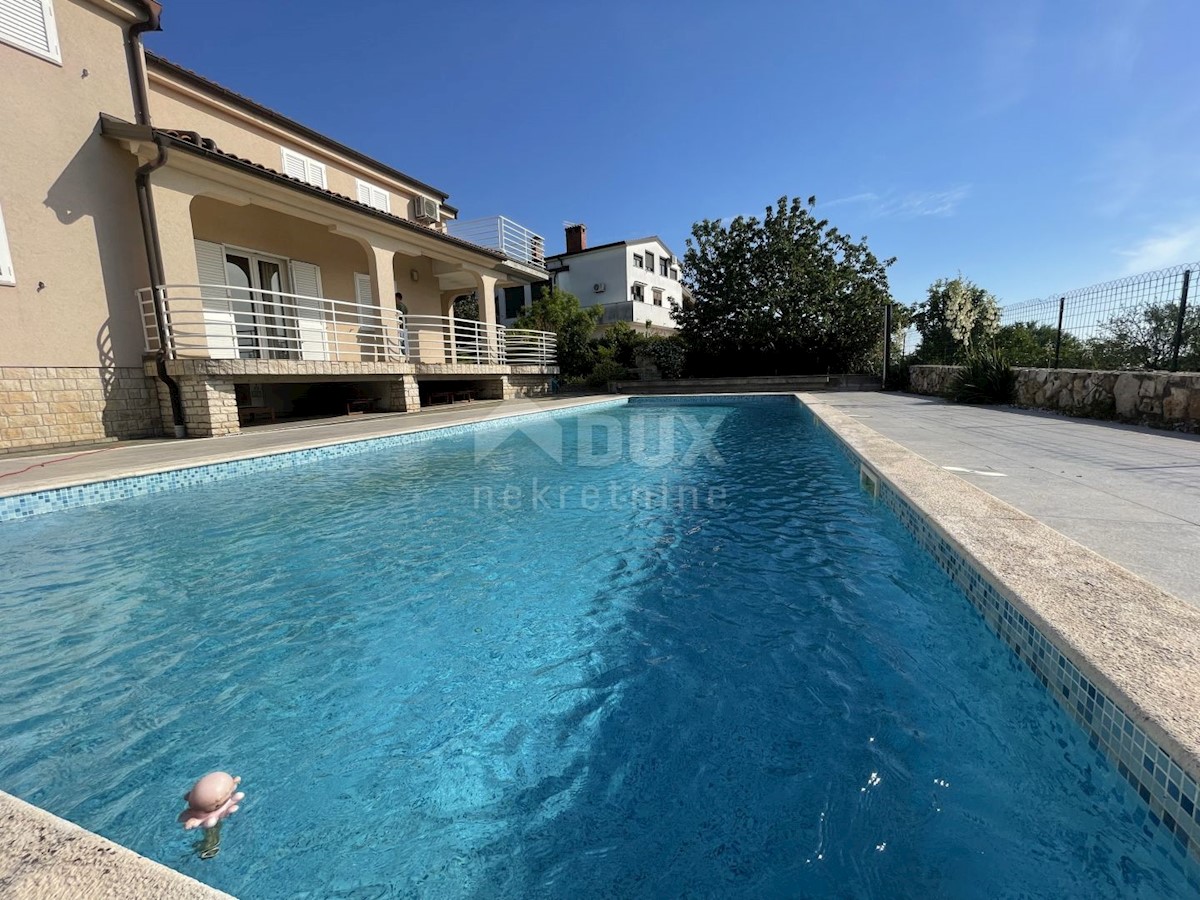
left=150, top=181, right=201, bottom=286
left=470, top=271, right=500, bottom=363
left=366, top=246, right=397, bottom=361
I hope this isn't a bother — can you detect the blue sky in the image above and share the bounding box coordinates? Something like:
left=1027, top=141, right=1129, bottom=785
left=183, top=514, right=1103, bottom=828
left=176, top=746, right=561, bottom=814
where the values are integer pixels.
left=147, top=0, right=1200, bottom=305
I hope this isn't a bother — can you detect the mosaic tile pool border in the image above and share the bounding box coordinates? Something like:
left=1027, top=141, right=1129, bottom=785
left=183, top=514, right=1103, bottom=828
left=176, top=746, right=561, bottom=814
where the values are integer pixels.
left=811, top=409, right=1200, bottom=868
left=0, top=399, right=630, bottom=523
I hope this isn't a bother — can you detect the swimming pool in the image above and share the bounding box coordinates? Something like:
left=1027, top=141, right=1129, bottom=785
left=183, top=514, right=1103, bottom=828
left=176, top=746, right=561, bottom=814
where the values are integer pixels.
left=0, top=396, right=1196, bottom=897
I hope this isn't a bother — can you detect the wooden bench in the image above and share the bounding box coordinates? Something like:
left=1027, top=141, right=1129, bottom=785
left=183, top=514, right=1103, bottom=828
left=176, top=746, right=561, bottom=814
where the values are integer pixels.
left=346, top=398, right=375, bottom=416
left=429, top=391, right=455, bottom=405
left=238, top=405, right=275, bottom=425
left=454, top=390, right=476, bottom=403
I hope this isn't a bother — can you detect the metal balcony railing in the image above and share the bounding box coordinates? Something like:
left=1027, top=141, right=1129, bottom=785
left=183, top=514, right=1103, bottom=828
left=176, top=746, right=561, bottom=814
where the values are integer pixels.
left=137, top=285, right=556, bottom=366
left=446, top=216, right=546, bottom=268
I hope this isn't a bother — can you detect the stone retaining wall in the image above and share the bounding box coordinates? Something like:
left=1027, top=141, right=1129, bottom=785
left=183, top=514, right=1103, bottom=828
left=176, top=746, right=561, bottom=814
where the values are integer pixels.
left=909, top=365, right=1200, bottom=429
left=0, top=366, right=161, bottom=454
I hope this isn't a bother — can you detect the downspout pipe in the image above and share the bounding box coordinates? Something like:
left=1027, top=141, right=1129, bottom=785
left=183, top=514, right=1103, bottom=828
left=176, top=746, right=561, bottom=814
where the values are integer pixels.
left=126, top=4, right=185, bottom=436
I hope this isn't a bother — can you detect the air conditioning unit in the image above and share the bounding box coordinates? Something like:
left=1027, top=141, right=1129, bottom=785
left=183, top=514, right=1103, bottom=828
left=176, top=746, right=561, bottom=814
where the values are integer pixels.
left=412, top=196, right=439, bottom=223
left=593, top=282, right=606, bottom=293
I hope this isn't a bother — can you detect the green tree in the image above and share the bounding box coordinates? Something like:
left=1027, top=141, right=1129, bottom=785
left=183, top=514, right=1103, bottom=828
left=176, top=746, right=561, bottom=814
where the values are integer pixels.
left=591, top=321, right=644, bottom=369
left=514, top=286, right=602, bottom=378
left=1087, top=301, right=1200, bottom=371
left=452, top=293, right=479, bottom=321
left=909, top=275, right=1000, bottom=363
left=991, top=321, right=1093, bottom=368
left=675, top=195, right=895, bottom=376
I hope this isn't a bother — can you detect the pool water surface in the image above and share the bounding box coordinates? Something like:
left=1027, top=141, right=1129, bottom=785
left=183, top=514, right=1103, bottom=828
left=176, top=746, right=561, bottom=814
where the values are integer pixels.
left=0, top=397, right=1196, bottom=898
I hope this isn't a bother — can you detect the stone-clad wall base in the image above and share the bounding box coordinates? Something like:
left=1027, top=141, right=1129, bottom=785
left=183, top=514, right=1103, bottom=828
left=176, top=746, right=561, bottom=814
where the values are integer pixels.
left=505, top=375, right=553, bottom=399
left=0, top=366, right=161, bottom=454
left=909, top=365, right=1200, bottom=430
left=381, top=376, right=421, bottom=413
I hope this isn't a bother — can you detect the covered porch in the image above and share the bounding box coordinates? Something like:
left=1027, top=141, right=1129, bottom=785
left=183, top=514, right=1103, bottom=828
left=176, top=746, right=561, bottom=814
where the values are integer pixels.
left=105, top=120, right=556, bottom=436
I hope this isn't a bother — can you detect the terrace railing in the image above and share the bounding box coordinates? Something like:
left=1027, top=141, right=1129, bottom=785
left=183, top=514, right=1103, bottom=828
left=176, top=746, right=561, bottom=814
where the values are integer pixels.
left=446, top=216, right=546, bottom=268
left=138, top=285, right=556, bottom=367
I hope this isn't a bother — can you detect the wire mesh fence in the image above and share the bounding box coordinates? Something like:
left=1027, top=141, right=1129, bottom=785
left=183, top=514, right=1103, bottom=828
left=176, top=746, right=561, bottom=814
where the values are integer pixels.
left=900, top=262, right=1200, bottom=371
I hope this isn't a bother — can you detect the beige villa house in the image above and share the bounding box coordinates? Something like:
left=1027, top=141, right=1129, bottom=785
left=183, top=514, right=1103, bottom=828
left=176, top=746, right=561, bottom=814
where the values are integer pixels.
left=0, top=0, right=555, bottom=454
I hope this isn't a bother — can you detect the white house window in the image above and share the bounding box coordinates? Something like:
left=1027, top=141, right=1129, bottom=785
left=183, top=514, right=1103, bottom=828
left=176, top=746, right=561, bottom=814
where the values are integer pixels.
left=633, top=253, right=644, bottom=268
left=0, top=0, right=61, bottom=65
left=281, top=148, right=328, bottom=189
left=355, top=178, right=391, bottom=213
left=670, top=267, right=679, bottom=280
left=631, top=283, right=645, bottom=302
left=652, top=288, right=663, bottom=307
left=0, top=201, right=14, bottom=285
left=659, top=258, right=668, bottom=277
left=645, top=251, right=655, bottom=271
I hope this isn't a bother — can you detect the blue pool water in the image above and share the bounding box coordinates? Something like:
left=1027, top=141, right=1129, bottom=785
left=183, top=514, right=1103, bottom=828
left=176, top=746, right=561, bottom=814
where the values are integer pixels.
left=0, top=397, right=1197, bottom=898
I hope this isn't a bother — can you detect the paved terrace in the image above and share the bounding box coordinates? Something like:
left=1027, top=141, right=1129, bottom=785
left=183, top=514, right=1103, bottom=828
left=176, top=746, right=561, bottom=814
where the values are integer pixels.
left=810, top=392, right=1200, bottom=607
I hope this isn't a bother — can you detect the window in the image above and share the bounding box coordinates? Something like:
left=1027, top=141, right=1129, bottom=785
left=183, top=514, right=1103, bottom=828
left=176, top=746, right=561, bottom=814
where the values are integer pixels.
left=355, top=178, right=391, bottom=213
left=659, top=258, right=669, bottom=277
left=644, top=251, right=655, bottom=272
left=633, top=254, right=644, bottom=269
left=281, top=148, right=328, bottom=189
left=0, top=0, right=61, bottom=65
left=503, top=286, right=525, bottom=319
left=631, top=283, right=645, bottom=302
left=670, top=267, right=679, bottom=280
left=0, top=201, right=13, bottom=285
left=652, top=288, right=663, bottom=307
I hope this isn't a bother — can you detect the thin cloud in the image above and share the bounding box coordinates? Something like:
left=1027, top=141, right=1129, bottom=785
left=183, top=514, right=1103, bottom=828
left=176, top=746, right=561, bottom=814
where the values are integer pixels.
left=822, top=186, right=971, bottom=219
left=1118, top=223, right=1200, bottom=274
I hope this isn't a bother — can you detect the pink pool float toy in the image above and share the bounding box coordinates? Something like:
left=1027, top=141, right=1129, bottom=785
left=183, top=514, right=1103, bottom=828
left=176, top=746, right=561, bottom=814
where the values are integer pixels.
left=179, top=771, right=244, bottom=858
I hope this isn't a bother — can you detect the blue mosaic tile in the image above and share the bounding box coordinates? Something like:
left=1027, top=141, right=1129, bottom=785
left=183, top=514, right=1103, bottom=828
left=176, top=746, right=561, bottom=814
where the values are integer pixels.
left=814, top=408, right=1200, bottom=865
left=0, top=399, right=630, bottom=523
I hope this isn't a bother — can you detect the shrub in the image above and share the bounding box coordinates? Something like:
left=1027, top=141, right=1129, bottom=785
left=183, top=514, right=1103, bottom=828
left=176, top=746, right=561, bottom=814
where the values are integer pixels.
left=586, top=359, right=630, bottom=390
left=948, top=350, right=1017, bottom=404
left=643, top=335, right=687, bottom=379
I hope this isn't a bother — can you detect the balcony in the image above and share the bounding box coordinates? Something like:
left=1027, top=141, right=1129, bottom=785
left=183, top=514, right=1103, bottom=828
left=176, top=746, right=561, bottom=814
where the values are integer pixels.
left=446, top=216, right=546, bottom=268
left=137, top=285, right=556, bottom=367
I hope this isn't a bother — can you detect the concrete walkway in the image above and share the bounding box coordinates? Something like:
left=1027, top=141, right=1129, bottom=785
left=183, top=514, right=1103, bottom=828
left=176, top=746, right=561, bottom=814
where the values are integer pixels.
left=0, top=394, right=610, bottom=497
left=812, top=392, right=1200, bottom=606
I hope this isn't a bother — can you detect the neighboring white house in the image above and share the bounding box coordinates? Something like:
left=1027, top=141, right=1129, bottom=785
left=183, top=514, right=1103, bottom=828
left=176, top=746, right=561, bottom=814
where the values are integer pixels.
left=507, top=224, right=683, bottom=334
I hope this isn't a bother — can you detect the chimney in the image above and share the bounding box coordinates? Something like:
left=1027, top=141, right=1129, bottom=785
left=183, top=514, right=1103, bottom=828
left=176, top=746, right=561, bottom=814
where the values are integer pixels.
left=565, top=223, right=586, bottom=254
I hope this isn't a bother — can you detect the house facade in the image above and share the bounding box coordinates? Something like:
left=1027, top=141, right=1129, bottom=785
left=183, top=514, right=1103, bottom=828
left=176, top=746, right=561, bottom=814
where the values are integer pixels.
left=543, top=224, right=683, bottom=335
left=0, top=0, right=555, bottom=454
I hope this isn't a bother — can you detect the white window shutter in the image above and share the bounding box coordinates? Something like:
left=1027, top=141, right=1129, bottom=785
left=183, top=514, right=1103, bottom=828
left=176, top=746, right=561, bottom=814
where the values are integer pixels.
left=308, top=160, right=327, bottom=189
left=0, top=201, right=15, bottom=285
left=289, top=260, right=328, bottom=361
left=354, top=272, right=375, bottom=328
left=0, top=0, right=62, bottom=65
left=193, top=239, right=227, bottom=291
left=355, top=178, right=391, bottom=213
left=192, top=240, right=237, bottom=359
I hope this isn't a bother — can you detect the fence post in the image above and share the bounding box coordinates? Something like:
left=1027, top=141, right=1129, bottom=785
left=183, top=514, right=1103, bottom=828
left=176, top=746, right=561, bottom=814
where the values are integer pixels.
left=1170, top=269, right=1191, bottom=372
left=1053, top=297, right=1065, bottom=369
left=882, top=302, right=893, bottom=389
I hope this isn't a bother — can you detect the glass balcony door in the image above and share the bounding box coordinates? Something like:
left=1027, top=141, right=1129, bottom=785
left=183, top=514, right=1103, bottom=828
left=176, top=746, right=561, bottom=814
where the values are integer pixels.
left=224, top=251, right=299, bottom=360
